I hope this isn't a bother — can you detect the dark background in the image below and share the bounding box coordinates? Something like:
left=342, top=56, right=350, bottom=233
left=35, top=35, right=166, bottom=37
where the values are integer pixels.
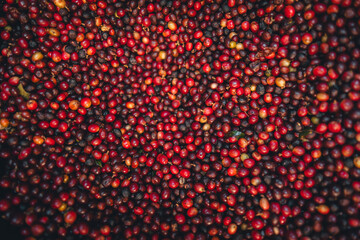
left=0, top=143, right=23, bottom=240
left=0, top=218, right=23, bottom=239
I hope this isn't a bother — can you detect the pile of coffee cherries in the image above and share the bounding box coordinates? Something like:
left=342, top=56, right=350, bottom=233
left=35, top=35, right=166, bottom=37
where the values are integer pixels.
left=0, top=0, right=359, bottom=239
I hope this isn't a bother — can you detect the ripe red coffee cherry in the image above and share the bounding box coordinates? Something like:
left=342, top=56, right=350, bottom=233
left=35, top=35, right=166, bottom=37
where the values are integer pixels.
left=64, top=211, right=77, bottom=224
left=284, top=6, right=295, bottom=18
left=328, top=121, right=342, bottom=133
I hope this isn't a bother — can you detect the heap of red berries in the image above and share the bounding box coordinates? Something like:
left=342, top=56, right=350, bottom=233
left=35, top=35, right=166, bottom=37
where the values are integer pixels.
left=0, top=0, right=360, bottom=239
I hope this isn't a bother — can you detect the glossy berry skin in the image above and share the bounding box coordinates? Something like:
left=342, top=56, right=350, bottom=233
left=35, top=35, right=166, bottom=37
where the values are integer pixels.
left=64, top=211, right=77, bottom=224
left=284, top=6, right=295, bottom=18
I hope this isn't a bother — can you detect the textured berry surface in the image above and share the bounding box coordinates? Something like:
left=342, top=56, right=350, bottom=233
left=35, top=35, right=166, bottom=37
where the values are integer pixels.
left=0, top=0, right=360, bottom=239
